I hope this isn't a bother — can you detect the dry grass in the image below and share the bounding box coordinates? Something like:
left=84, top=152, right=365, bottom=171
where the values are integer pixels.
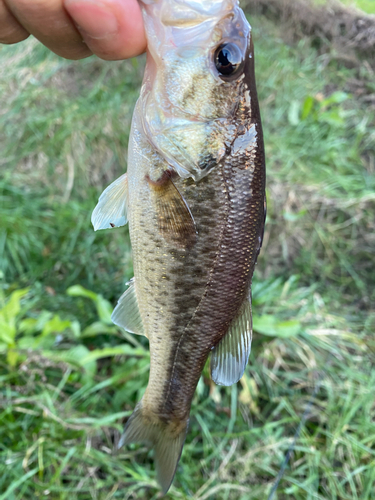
left=244, top=0, right=375, bottom=64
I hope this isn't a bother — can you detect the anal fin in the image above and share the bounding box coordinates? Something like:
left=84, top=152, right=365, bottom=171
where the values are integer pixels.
left=92, top=173, right=129, bottom=231
left=111, top=278, right=145, bottom=336
left=147, top=170, right=197, bottom=248
left=210, top=299, right=252, bottom=386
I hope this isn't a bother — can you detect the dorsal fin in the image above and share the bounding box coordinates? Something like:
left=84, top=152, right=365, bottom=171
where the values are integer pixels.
left=111, top=279, right=145, bottom=336
left=210, top=299, right=252, bottom=386
left=92, top=173, right=129, bottom=231
left=147, top=170, right=197, bottom=248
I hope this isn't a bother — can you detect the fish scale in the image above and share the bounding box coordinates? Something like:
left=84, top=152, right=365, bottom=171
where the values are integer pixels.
left=91, top=0, right=265, bottom=493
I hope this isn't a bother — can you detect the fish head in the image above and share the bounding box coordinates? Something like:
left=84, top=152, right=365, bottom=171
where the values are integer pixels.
left=139, top=0, right=257, bottom=180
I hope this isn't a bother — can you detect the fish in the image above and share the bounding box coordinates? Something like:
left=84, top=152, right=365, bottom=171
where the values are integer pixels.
left=91, top=0, right=266, bottom=493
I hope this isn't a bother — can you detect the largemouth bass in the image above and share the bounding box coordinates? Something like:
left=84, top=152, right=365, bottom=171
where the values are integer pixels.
left=92, top=0, right=266, bottom=493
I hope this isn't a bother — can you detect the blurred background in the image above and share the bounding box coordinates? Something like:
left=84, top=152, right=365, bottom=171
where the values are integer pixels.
left=0, top=0, right=374, bottom=498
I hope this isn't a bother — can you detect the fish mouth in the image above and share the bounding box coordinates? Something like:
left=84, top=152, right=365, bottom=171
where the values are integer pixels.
left=141, top=0, right=238, bottom=27
left=141, top=0, right=248, bottom=75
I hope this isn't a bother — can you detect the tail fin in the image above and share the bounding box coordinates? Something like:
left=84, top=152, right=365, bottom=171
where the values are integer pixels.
left=119, top=401, right=188, bottom=494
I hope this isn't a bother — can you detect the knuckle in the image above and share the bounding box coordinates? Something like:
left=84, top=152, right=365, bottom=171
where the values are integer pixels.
left=0, top=26, right=29, bottom=44
left=0, top=0, right=29, bottom=43
left=47, top=42, right=92, bottom=60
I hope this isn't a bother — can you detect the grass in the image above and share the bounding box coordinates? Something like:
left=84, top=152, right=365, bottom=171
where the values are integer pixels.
left=0, top=2, right=374, bottom=499
left=332, top=0, right=375, bottom=14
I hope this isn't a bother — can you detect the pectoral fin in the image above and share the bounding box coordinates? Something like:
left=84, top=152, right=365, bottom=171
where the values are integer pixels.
left=91, top=173, right=129, bottom=231
left=111, top=278, right=145, bottom=336
left=147, top=170, right=197, bottom=248
left=210, top=299, right=252, bottom=386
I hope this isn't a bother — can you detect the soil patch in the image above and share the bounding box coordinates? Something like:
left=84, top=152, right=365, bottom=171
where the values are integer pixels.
left=244, top=0, right=375, bottom=65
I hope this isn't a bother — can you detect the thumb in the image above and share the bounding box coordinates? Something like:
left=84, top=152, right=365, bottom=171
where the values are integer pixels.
left=64, top=0, right=146, bottom=60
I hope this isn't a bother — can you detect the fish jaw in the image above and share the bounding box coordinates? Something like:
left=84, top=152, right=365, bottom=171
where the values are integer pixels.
left=140, top=0, right=240, bottom=55
left=139, top=0, right=250, bottom=119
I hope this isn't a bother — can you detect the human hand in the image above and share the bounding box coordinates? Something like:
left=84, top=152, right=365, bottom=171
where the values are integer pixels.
left=0, top=0, right=146, bottom=60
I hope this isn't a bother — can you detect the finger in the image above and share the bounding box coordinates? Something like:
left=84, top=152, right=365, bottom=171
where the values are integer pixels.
left=4, top=0, right=92, bottom=59
left=64, top=0, right=146, bottom=61
left=0, top=0, right=29, bottom=43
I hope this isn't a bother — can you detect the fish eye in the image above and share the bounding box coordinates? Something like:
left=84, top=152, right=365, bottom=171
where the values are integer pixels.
left=214, top=43, right=244, bottom=80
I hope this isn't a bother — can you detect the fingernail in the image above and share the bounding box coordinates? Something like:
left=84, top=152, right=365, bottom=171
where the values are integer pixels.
left=65, top=0, right=118, bottom=39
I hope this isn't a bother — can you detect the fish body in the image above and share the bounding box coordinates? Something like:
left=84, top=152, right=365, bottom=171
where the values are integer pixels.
left=92, top=0, right=265, bottom=493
